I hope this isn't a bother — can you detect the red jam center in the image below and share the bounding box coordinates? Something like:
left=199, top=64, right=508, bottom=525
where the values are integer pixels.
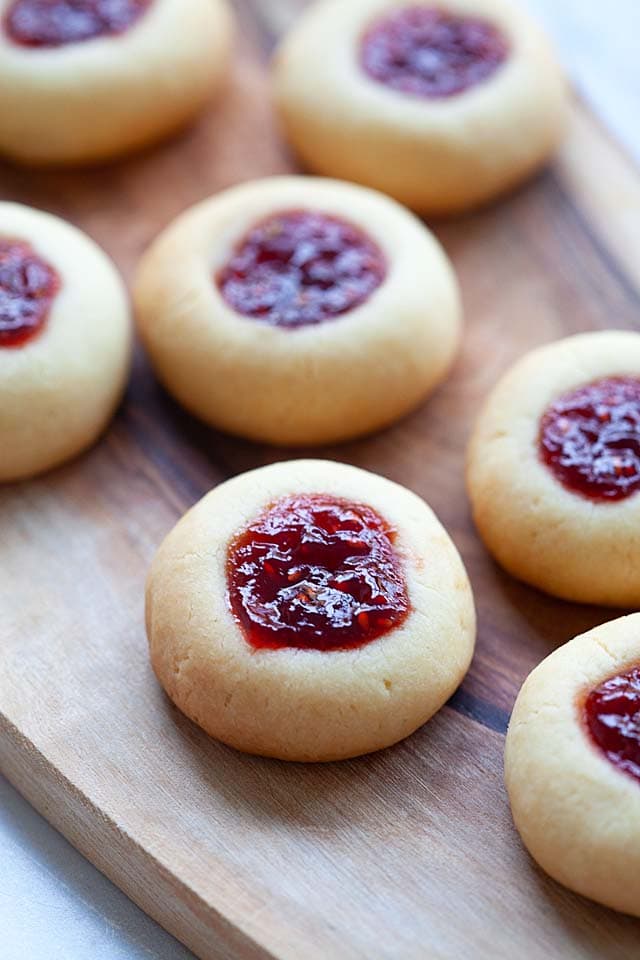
left=539, top=377, right=640, bottom=502
left=0, top=239, right=60, bottom=348
left=585, top=667, right=640, bottom=783
left=217, top=210, right=387, bottom=329
left=361, top=6, right=509, bottom=99
left=227, top=494, right=410, bottom=651
left=4, top=0, right=151, bottom=47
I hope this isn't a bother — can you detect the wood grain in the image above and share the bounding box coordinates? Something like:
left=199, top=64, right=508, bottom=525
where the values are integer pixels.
left=2, top=3, right=640, bottom=957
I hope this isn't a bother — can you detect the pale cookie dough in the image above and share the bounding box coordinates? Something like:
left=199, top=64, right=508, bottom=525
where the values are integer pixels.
left=134, top=175, right=461, bottom=446
left=0, top=0, right=233, bottom=165
left=273, top=0, right=567, bottom=216
left=146, top=459, right=476, bottom=762
left=0, top=202, right=131, bottom=482
left=505, top=613, right=640, bottom=917
left=467, top=331, right=640, bottom=606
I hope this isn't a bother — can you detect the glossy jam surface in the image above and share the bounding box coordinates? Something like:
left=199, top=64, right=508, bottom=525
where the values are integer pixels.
left=0, top=239, right=60, bottom=348
left=217, top=210, right=387, bottom=329
left=227, top=494, right=409, bottom=651
left=585, top=667, right=640, bottom=783
left=539, top=377, right=640, bottom=502
left=360, top=6, right=509, bottom=99
left=4, top=0, right=151, bottom=47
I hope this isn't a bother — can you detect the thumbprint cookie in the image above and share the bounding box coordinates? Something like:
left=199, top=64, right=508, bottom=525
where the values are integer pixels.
left=0, top=0, right=234, bottom=165
left=0, top=202, right=131, bottom=481
left=146, top=460, right=476, bottom=761
left=506, top=614, right=640, bottom=917
left=134, top=175, right=461, bottom=446
left=467, top=332, right=640, bottom=607
left=274, top=0, right=567, bottom=215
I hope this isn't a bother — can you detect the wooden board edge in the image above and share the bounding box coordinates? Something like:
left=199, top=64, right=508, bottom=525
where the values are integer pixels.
left=0, top=711, right=276, bottom=960
left=557, top=101, right=640, bottom=296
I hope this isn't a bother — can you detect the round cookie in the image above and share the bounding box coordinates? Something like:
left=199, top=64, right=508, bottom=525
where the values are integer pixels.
left=0, top=0, right=233, bottom=165
left=134, top=175, right=461, bottom=446
left=505, top=613, right=640, bottom=917
left=146, top=459, right=476, bottom=762
left=273, top=0, right=567, bottom=216
left=0, top=202, right=131, bottom=482
left=467, top=331, right=640, bottom=606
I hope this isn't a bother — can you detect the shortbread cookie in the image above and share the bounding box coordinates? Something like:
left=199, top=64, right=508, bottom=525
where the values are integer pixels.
left=274, top=0, right=567, bottom=215
left=0, top=202, right=131, bottom=481
left=467, top=331, right=640, bottom=606
left=506, top=614, right=640, bottom=917
left=146, top=460, right=476, bottom=762
left=0, top=0, right=233, bottom=165
left=134, top=175, right=461, bottom=446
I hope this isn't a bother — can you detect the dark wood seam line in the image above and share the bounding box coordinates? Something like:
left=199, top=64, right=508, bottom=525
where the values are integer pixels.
left=118, top=406, right=215, bottom=508
left=106, top=429, right=192, bottom=519
left=447, top=689, right=511, bottom=736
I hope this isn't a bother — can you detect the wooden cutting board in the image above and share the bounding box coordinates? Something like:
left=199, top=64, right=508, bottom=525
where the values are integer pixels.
left=2, top=3, right=640, bottom=957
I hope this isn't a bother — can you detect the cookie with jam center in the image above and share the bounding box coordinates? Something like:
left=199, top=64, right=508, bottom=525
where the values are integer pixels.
left=506, top=613, right=640, bottom=917
left=274, top=0, right=567, bottom=215
left=0, top=202, right=131, bottom=482
left=467, top=331, right=640, bottom=606
left=134, top=175, right=462, bottom=446
left=146, top=460, right=476, bottom=762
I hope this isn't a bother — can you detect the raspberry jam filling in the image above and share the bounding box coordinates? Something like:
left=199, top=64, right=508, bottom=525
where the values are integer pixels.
left=227, top=494, right=410, bottom=651
left=217, top=210, right=387, bottom=329
left=585, top=667, right=640, bottom=783
left=4, top=0, right=151, bottom=47
left=0, top=239, right=60, bottom=348
left=539, top=377, right=640, bottom=502
left=360, top=6, right=509, bottom=99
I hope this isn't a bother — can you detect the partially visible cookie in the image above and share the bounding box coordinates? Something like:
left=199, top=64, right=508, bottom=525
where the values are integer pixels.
left=0, top=0, right=233, bottom=165
left=146, top=460, right=476, bottom=762
left=0, top=202, right=131, bottom=481
left=135, top=175, right=462, bottom=446
left=467, top=331, right=640, bottom=606
left=273, top=0, right=567, bottom=215
left=505, top=614, right=640, bottom=917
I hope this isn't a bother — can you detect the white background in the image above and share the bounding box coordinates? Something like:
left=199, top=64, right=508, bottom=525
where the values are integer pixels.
left=2, top=2, right=639, bottom=958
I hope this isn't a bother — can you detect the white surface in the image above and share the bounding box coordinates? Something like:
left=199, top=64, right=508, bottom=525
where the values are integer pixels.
left=525, top=0, right=640, bottom=163
left=0, top=777, right=194, bottom=960
left=2, top=4, right=639, bottom=959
